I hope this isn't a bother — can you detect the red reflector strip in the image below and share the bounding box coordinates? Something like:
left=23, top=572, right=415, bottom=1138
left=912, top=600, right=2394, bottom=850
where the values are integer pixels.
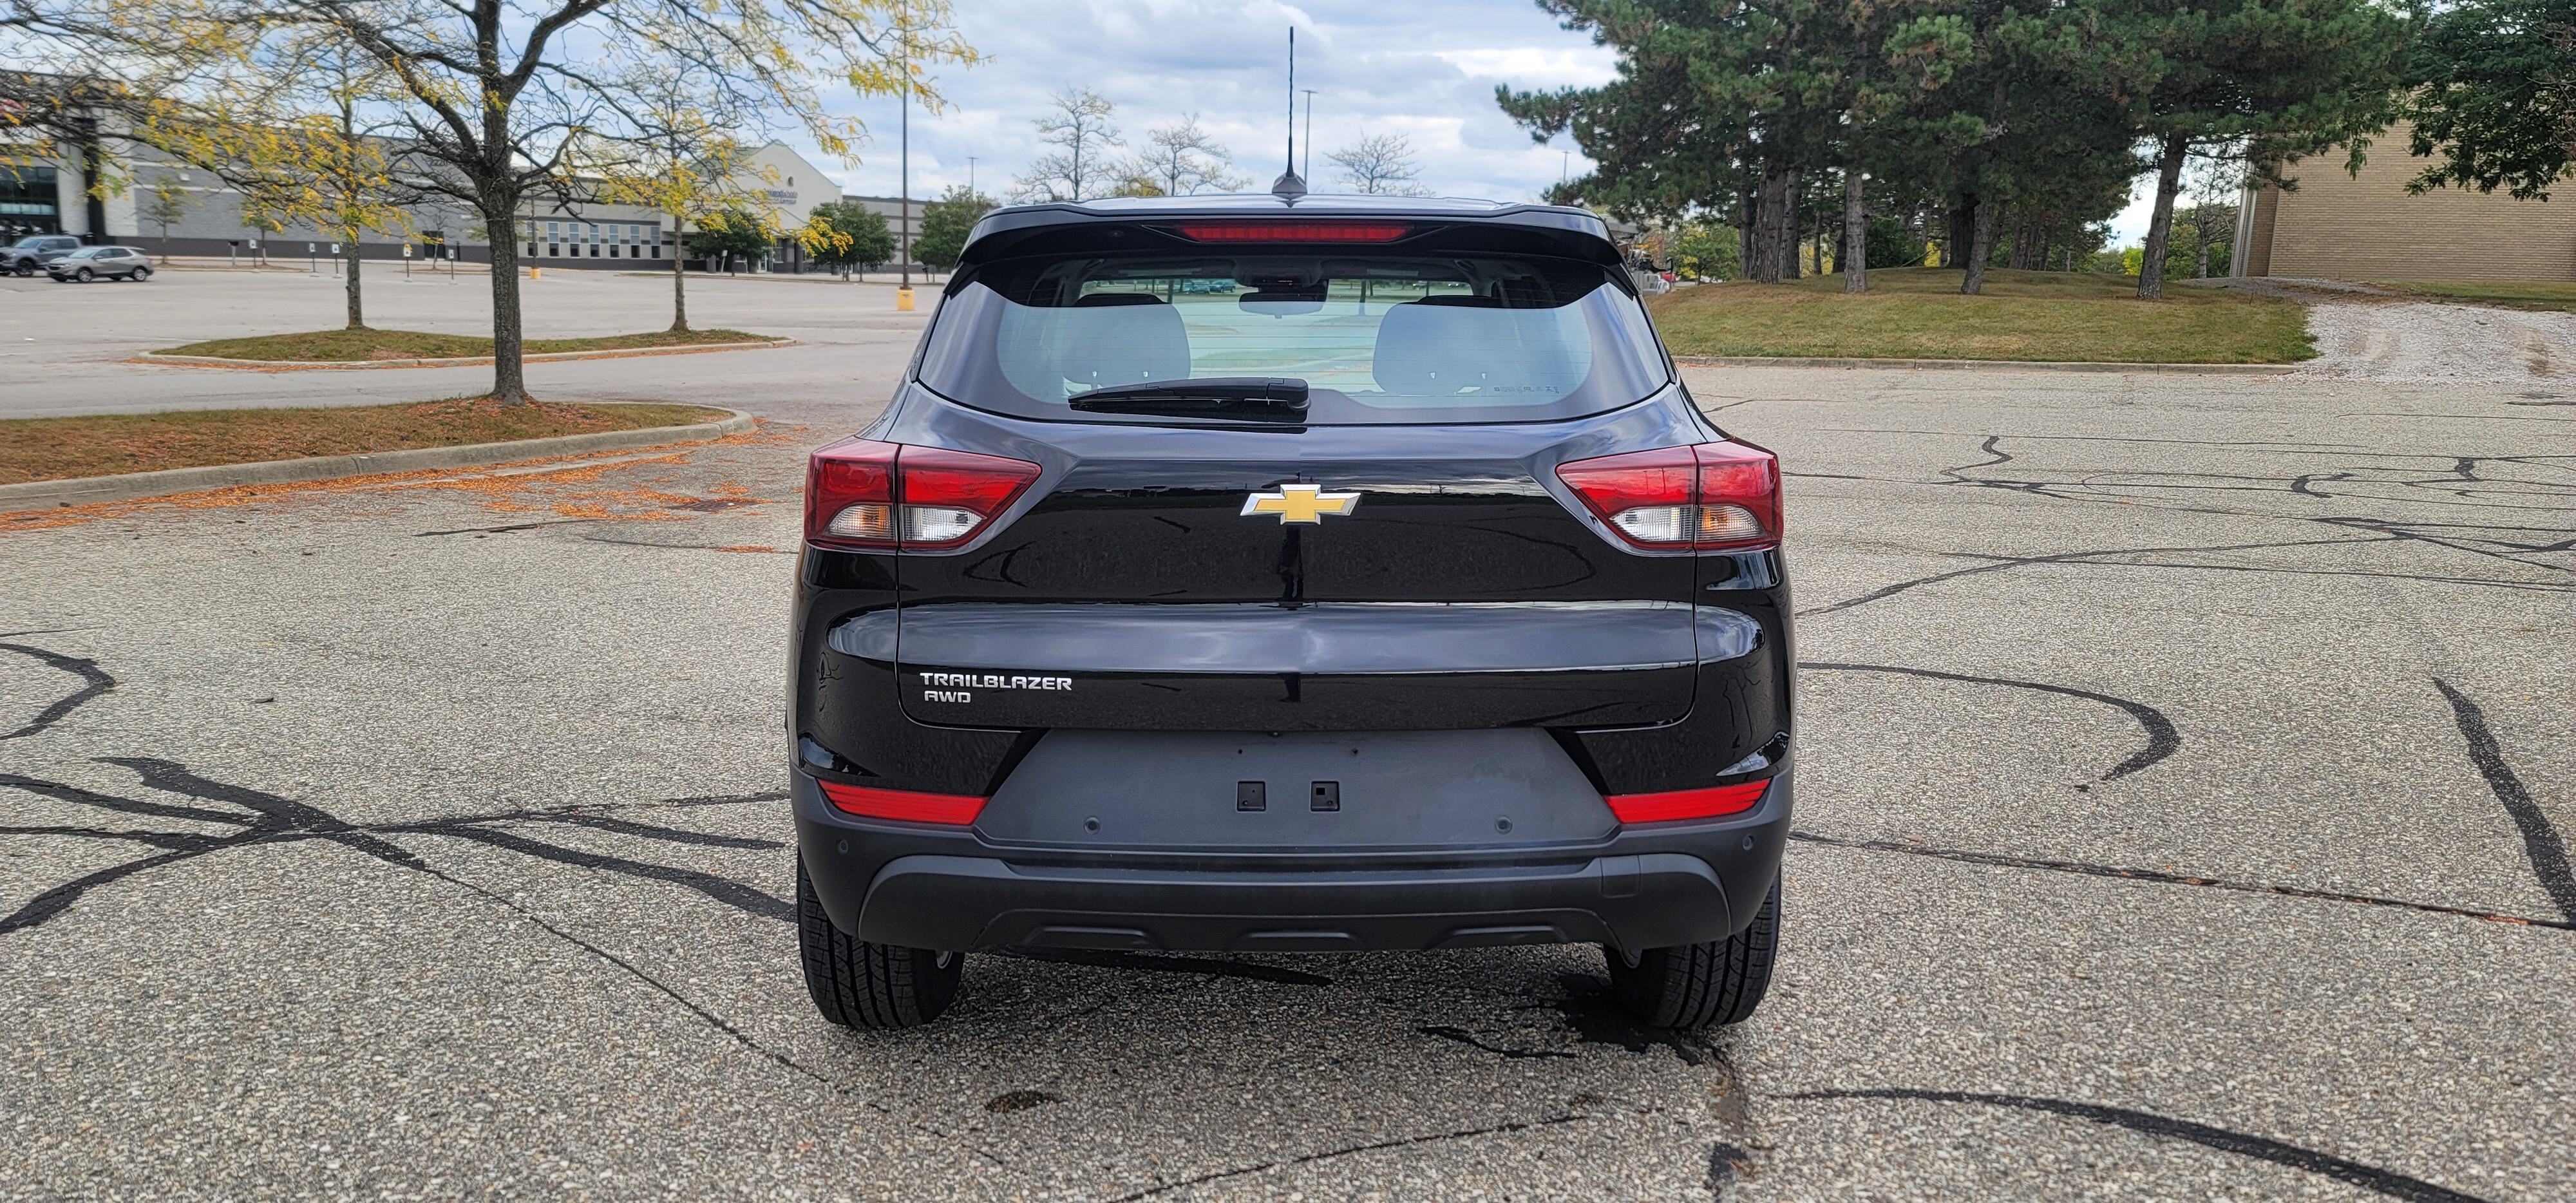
left=817, top=780, right=987, bottom=825
left=1173, top=221, right=1412, bottom=243
left=1604, top=780, right=1770, bottom=824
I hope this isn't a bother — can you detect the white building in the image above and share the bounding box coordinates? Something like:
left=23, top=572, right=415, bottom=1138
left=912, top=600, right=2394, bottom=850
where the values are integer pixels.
left=5, top=128, right=931, bottom=275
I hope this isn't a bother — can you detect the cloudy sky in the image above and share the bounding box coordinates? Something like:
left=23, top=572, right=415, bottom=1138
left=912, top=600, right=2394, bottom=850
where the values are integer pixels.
left=801, top=0, right=1611, bottom=205
left=796, top=0, right=2159, bottom=243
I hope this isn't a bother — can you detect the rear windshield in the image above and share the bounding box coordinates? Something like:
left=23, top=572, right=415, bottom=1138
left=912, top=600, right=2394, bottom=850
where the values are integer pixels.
left=914, top=251, right=1672, bottom=424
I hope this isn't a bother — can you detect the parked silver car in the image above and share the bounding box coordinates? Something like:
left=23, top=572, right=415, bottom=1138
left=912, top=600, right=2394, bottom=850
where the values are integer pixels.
left=5, top=234, right=82, bottom=276
left=46, top=245, right=153, bottom=282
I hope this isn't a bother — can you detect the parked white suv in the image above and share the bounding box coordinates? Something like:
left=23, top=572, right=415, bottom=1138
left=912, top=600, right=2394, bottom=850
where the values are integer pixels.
left=46, top=245, right=153, bottom=282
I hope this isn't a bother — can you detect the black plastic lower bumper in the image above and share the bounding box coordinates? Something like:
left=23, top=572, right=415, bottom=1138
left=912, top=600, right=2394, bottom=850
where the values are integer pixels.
left=792, top=767, right=1792, bottom=955
left=853, top=851, right=1743, bottom=952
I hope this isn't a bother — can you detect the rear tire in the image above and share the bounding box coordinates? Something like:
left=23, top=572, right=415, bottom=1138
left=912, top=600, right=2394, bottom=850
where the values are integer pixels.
left=133, top=267, right=151, bottom=281
left=796, top=856, right=963, bottom=1028
left=1606, top=875, right=1779, bottom=1029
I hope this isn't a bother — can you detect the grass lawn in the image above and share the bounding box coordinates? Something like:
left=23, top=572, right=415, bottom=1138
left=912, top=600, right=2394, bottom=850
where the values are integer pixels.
left=154, top=327, right=786, bottom=362
left=1, top=399, right=730, bottom=485
left=2373, top=281, right=2576, bottom=312
left=1645, top=267, right=2316, bottom=363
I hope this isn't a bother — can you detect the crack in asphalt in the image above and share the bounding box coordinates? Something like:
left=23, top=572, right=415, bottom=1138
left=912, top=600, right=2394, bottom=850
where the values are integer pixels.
left=2431, top=678, right=2576, bottom=923
left=1783, top=1089, right=2491, bottom=1203
left=1106, top=1113, right=1596, bottom=1201
left=0, top=642, right=115, bottom=740
left=393, top=822, right=793, bottom=920
left=0, top=763, right=788, bottom=933
left=1795, top=535, right=2389, bottom=618
left=412, top=519, right=598, bottom=536
left=1786, top=831, right=2576, bottom=932
left=1800, top=662, right=2179, bottom=782
left=397, top=857, right=836, bottom=1088
left=1417, top=1024, right=1577, bottom=1060
left=1794, top=433, right=2575, bottom=576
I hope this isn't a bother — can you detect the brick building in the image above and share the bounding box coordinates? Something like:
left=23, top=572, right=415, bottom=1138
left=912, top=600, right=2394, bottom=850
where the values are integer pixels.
left=2237, top=120, right=2576, bottom=281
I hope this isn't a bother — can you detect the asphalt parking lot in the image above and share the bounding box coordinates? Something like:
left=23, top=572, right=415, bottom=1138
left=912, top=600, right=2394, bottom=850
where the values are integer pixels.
left=5, top=317, right=2574, bottom=1196
left=0, top=266, right=927, bottom=426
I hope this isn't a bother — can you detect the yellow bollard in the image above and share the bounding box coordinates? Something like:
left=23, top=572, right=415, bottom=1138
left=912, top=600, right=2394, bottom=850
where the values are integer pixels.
left=896, top=286, right=915, bottom=312
left=529, top=267, right=542, bottom=279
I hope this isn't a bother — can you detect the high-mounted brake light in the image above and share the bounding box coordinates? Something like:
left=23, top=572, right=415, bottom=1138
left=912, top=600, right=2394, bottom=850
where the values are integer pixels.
left=805, top=439, right=1042, bottom=550
left=1604, top=780, right=1770, bottom=824
left=1173, top=221, right=1412, bottom=243
left=817, top=779, right=987, bottom=825
left=1553, top=441, right=1781, bottom=551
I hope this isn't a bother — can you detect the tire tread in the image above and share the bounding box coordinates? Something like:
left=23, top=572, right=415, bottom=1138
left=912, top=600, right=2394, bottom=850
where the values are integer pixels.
left=796, top=858, right=960, bottom=1028
left=1609, top=875, right=1779, bottom=1029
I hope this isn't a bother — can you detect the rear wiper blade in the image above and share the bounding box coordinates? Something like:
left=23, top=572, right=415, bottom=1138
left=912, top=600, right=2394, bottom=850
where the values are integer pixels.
left=1068, top=377, right=1310, bottom=422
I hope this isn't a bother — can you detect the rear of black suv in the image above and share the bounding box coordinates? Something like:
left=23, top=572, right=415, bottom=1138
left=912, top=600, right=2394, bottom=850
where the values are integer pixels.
left=790, top=196, right=1793, bottom=1029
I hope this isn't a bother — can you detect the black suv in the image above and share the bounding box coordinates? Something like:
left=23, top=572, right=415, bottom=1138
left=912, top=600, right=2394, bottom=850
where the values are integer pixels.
left=791, top=194, right=1792, bottom=1030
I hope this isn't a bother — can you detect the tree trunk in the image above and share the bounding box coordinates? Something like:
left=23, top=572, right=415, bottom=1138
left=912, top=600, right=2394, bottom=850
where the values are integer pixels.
left=1750, top=164, right=1799, bottom=283
left=1842, top=166, right=1868, bottom=292
left=1780, top=169, right=1800, bottom=280
left=1750, top=167, right=1792, bottom=284
left=2136, top=131, right=2188, bottom=299
left=344, top=238, right=365, bottom=329
left=2193, top=204, right=2213, bottom=278
left=1946, top=200, right=1976, bottom=269
left=486, top=202, right=527, bottom=405
left=1738, top=184, right=1756, bottom=283
left=1960, top=194, right=2000, bottom=295
left=2007, top=214, right=2043, bottom=271
left=669, top=217, right=690, bottom=333
left=1814, top=202, right=1834, bottom=278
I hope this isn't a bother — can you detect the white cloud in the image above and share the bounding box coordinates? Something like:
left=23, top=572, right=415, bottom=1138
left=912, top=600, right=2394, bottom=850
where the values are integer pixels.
left=800, top=0, right=1598, bottom=204
left=1423, top=46, right=1620, bottom=88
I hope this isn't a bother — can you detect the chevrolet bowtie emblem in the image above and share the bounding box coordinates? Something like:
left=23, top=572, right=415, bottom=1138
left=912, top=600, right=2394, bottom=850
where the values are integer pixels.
left=1242, top=483, right=1361, bottom=524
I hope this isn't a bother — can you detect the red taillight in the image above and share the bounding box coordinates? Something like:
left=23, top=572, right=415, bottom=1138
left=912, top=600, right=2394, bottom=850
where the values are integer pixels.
left=806, top=438, right=898, bottom=545
left=1693, top=440, right=1783, bottom=550
left=1172, top=221, right=1412, bottom=243
left=1553, top=441, right=1781, bottom=550
left=805, top=440, right=1041, bottom=550
left=1604, top=780, right=1770, bottom=824
left=816, top=779, right=987, bottom=825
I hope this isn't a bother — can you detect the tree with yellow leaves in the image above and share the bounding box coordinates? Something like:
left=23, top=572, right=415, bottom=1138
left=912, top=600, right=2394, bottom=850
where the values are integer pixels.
left=122, top=0, right=978, bottom=403
left=140, top=37, right=416, bottom=328
left=576, top=59, right=846, bottom=332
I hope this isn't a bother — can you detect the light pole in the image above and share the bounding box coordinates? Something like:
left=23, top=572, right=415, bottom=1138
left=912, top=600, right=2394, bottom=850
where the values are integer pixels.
left=896, top=3, right=915, bottom=310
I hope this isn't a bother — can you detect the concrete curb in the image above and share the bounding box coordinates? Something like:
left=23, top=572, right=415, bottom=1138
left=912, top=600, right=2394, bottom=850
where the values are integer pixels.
left=126, top=339, right=796, bottom=371
left=0, top=407, right=755, bottom=513
left=1675, top=354, right=2296, bottom=375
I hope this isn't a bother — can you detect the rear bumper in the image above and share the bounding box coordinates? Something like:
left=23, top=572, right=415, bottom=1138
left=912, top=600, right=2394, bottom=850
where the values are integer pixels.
left=793, top=767, right=1791, bottom=955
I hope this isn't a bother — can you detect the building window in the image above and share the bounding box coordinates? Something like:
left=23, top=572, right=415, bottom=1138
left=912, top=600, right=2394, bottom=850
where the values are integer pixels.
left=0, top=165, right=63, bottom=238
left=587, top=223, right=600, bottom=257
left=546, top=221, right=560, bottom=256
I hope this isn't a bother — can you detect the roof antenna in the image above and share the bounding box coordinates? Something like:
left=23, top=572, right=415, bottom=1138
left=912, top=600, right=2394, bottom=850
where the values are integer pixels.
left=1271, top=26, right=1307, bottom=202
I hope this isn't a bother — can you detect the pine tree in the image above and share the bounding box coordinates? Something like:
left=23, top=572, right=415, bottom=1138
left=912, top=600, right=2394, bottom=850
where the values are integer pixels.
left=2110, top=0, right=2404, bottom=297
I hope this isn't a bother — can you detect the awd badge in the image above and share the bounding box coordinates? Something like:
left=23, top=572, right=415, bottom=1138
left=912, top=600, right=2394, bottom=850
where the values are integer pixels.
left=1241, top=483, right=1361, bottom=524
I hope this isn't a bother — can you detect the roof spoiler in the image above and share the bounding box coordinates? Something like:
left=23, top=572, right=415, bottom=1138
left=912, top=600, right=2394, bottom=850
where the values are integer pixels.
left=956, top=201, right=1623, bottom=270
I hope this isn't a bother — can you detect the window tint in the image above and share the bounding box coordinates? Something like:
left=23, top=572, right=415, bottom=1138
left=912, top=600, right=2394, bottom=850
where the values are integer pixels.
left=916, top=252, right=1670, bottom=424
